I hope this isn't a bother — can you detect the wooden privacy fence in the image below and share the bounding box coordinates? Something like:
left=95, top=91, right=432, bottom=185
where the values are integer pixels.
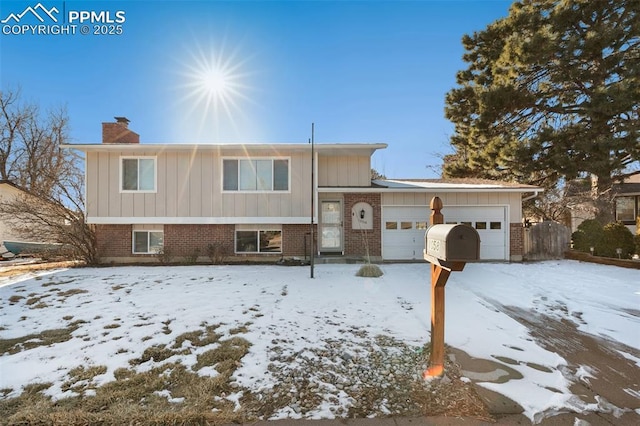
left=523, top=221, right=571, bottom=260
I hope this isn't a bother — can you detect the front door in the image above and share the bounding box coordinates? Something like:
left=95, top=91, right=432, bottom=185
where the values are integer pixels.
left=320, top=200, right=343, bottom=253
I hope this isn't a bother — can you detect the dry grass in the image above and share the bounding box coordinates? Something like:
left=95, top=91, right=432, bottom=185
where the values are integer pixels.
left=61, top=365, right=108, bottom=393
left=193, top=336, right=250, bottom=372
left=57, top=289, right=88, bottom=298
left=0, top=261, right=82, bottom=279
left=0, top=333, right=254, bottom=425
left=8, top=295, right=24, bottom=304
left=0, top=330, right=494, bottom=424
left=412, top=373, right=492, bottom=420
left=103, top=323, right=121, bottom=330
left=229, top=322, right=251, bottom=335
left=130, top=345, right=177, bottom=365
left=0, top=321, right=83, bottom=355
left=25, top=295, right=50, bottom=306
left=172, top=323, right=221, bottom=349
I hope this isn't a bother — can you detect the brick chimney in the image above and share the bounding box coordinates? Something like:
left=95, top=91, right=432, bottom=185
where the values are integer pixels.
left=102, top=116, right=140, bottom=143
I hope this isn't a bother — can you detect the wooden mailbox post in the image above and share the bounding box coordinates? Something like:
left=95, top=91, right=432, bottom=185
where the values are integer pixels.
left=423, top=196, right=480, bottom=378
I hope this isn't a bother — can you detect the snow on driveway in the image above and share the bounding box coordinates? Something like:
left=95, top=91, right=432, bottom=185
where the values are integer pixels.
left=0, top=260, right=638, bottom=422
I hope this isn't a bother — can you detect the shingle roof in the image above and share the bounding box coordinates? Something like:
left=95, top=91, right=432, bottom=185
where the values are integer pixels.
left=379, top=178, right=541, bottom=190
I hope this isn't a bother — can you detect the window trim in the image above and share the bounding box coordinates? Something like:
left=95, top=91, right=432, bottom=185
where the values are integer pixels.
left=234, top=228, right=283, bottom=254
left=222, top=157, right=291, bottom=193
left=132, top=230, right=164, bottom=254
left=120, top=156, right=157, bottom=193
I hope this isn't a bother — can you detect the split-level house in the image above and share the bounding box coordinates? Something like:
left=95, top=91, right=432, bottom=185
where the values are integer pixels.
left=64, top=118, right=541, bottom=263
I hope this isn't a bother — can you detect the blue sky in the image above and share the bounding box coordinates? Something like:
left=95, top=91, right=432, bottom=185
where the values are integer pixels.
left=0, top=0, right=511, bottom=178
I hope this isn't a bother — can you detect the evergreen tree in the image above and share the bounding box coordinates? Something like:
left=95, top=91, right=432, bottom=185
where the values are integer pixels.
left=444, top=0, right=640, bottom=222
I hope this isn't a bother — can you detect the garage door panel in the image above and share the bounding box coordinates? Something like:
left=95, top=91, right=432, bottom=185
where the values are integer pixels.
left=382, top=206, right=507, bottom=261
left=383, top=215, right=426, bottom=260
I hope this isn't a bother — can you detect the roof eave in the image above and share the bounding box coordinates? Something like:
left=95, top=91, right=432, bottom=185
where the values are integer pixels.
left=319, top=186, right=544, bottom=193
left=61, top=142, right=388, bottom=154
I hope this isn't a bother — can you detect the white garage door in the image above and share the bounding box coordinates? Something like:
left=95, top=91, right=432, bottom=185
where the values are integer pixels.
left=382, top=206, right=508, bottom=261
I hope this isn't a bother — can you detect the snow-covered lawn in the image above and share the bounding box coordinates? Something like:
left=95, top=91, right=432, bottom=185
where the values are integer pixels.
left=0, top=261, right=638, bottom=422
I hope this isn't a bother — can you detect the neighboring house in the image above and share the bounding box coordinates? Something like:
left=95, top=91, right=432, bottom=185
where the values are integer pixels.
left=0, top=180, right=62, bottom=254
left=614, top=174, right=640, bottom=234
left=568, top=175, right=640, bottom=234
left=63, top=117, right=542, bottom=263
left=0, top=180, right=28, bottom=252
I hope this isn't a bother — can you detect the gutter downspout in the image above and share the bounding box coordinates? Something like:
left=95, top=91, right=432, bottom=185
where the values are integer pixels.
left=522, top=190, right=541, bottom=202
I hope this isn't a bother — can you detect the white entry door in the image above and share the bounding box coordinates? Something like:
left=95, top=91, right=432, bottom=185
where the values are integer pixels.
left=320, top=201, right=343, bottom=252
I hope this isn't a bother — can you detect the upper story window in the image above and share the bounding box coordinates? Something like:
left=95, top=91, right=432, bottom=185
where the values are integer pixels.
left=223, top=158, right=289, bottom=192
left=121, top=157, right=156, bottom=192
left=615, top=196, right=637, bottom=222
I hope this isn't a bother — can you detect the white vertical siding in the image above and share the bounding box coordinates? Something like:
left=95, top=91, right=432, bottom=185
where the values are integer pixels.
left=318, top=155, right=371, bottom=187
left=87, top=149, right=314, bottom=222
left=381, top=192, right=522, bottom=222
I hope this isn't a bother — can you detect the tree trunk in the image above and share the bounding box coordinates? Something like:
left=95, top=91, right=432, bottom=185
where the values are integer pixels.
left=592, top=174, right=615, bottom=224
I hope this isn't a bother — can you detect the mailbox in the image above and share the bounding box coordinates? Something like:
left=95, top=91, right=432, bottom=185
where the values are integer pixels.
left=424, top=224, right=480, bottom=264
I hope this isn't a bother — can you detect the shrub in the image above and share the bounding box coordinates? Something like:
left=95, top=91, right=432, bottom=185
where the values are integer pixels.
left=600, top=222, right=635, bottom=259
left=206, top=243, right=228, bottom=264
left=356, top=264, right=383, bottom=278
left=155, top=247, right=174, bottom=265
left=185, top=248, right=200, bottom=265
left=571, top=219, right=604, bottom=254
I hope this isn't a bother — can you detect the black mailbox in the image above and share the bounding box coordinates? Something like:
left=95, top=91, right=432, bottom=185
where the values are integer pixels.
left=424, top=224, right=481, bottom=264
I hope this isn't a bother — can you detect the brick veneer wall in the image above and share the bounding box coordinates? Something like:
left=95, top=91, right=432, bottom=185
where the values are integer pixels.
left=96, top=224, right=133, bottom=259
left=164, top=224, right=234, bottom=257
left=282, top=224, right=317, bottom=257
left=97, top=218, right=520, bottom=262
left=97, top=224, right=233, bottom=261
left=510, top=223, right=524, bottom=258
left=343, top=193, right=382, bottom=257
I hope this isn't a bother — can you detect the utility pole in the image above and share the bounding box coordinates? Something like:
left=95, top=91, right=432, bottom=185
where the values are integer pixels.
left=310, top=123, right=315, bottom=278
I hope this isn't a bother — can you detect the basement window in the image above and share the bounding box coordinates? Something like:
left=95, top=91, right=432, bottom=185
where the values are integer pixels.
left=133, top=231, right=163, bottom=254
left=235, top=230, right=282, bottom=253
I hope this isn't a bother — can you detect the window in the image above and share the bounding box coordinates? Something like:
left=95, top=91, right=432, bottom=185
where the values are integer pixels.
left=223, top=159, right=289, bottom=191
left=490, top=222, right=502, bottom=230
left=121, top=157, right=156, bottom=192
left=401, top=222, right=413, bottom=230
left=415, top=221, right=427, bottom=230
left=616, top=196, right=636, bottom=222
left=133, top=231, right=163, bottom=254
left=385, top=221, right=397, bottom=230
left=236, top=230, right=282, bottom=253
left=475, top=222, right=487, bottom=230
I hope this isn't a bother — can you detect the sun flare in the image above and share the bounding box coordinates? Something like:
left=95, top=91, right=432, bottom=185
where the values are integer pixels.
left=201, top=68, right=230, bottom=96
left=175, top=37, right=255, bottom=142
